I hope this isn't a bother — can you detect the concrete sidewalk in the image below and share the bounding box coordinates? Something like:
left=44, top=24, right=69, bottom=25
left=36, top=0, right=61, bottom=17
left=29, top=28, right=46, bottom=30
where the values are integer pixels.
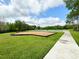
left=44, top=30, right=79, bottom=59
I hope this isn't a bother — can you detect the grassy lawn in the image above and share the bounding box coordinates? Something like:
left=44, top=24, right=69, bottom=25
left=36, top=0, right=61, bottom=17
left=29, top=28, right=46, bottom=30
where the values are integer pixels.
left=0, top=32, right=63, bottom=59
left=70, top=30, right=79, bottom=45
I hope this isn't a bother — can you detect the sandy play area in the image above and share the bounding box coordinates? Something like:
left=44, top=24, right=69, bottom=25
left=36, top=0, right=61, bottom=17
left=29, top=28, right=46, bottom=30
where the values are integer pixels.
left=11, top=31, right=54, bottom=37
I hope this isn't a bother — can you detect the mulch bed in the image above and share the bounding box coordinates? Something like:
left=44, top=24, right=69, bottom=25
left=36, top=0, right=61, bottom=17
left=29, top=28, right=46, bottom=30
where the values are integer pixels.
left=11, top=31, right=55, bottom=37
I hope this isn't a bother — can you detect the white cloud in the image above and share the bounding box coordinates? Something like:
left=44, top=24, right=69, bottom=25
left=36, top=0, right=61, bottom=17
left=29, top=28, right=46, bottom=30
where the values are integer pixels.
left=12, top=0, right=64, bottom=15
left=26, top=17, right=66, bottom=27
left=6, top=17, right=66, bottom=27
left=0, top=0, right=65, bottom=26
left=0, top=0, right=64, bottom=17
left=42, top=0, right=64, bottom=11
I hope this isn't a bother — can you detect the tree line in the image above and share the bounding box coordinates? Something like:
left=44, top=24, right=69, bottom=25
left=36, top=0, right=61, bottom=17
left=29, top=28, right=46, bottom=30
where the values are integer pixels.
left=41, top=25, right=73, bottom=30
left=0, top=20, right=73, bottom=33
left=0, top=20, right=37, bottom=33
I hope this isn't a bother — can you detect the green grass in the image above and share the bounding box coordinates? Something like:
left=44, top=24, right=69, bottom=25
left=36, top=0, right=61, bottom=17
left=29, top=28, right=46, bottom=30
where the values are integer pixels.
left=70, top=30, right=79, bottom=45
left=0, top=32, right=63, bottom=59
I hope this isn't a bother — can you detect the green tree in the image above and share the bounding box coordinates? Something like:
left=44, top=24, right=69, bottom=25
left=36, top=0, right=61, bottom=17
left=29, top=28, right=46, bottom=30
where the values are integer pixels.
left=64, top=0, right=79, bottom=31
left=15, top=20, right=28, bottom=31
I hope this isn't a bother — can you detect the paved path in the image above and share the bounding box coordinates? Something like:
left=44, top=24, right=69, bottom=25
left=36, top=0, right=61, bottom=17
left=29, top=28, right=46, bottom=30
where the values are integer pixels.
left=44, top=30, right=79, bottom=59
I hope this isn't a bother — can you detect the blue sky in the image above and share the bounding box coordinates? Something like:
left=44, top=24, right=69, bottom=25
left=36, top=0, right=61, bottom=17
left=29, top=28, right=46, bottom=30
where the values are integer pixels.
left=31, top=5, right=68, bottom=20
left=0, top=0, right=10, bottom=5
left=0, top=0, right=69, bottom=26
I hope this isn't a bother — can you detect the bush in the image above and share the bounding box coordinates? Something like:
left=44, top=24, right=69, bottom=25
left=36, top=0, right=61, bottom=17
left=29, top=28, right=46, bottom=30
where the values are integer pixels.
left=41, top=26, right=64, bottom=30
left=73, top=25, right=79, bottom=31
left=63, top=25, right=73, bottom=29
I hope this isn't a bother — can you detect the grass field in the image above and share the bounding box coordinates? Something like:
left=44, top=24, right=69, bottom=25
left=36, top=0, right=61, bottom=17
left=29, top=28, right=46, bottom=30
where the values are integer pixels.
left=70, top=30, right=79, bottom=45
left=0, top=32, right=63, bottom=59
